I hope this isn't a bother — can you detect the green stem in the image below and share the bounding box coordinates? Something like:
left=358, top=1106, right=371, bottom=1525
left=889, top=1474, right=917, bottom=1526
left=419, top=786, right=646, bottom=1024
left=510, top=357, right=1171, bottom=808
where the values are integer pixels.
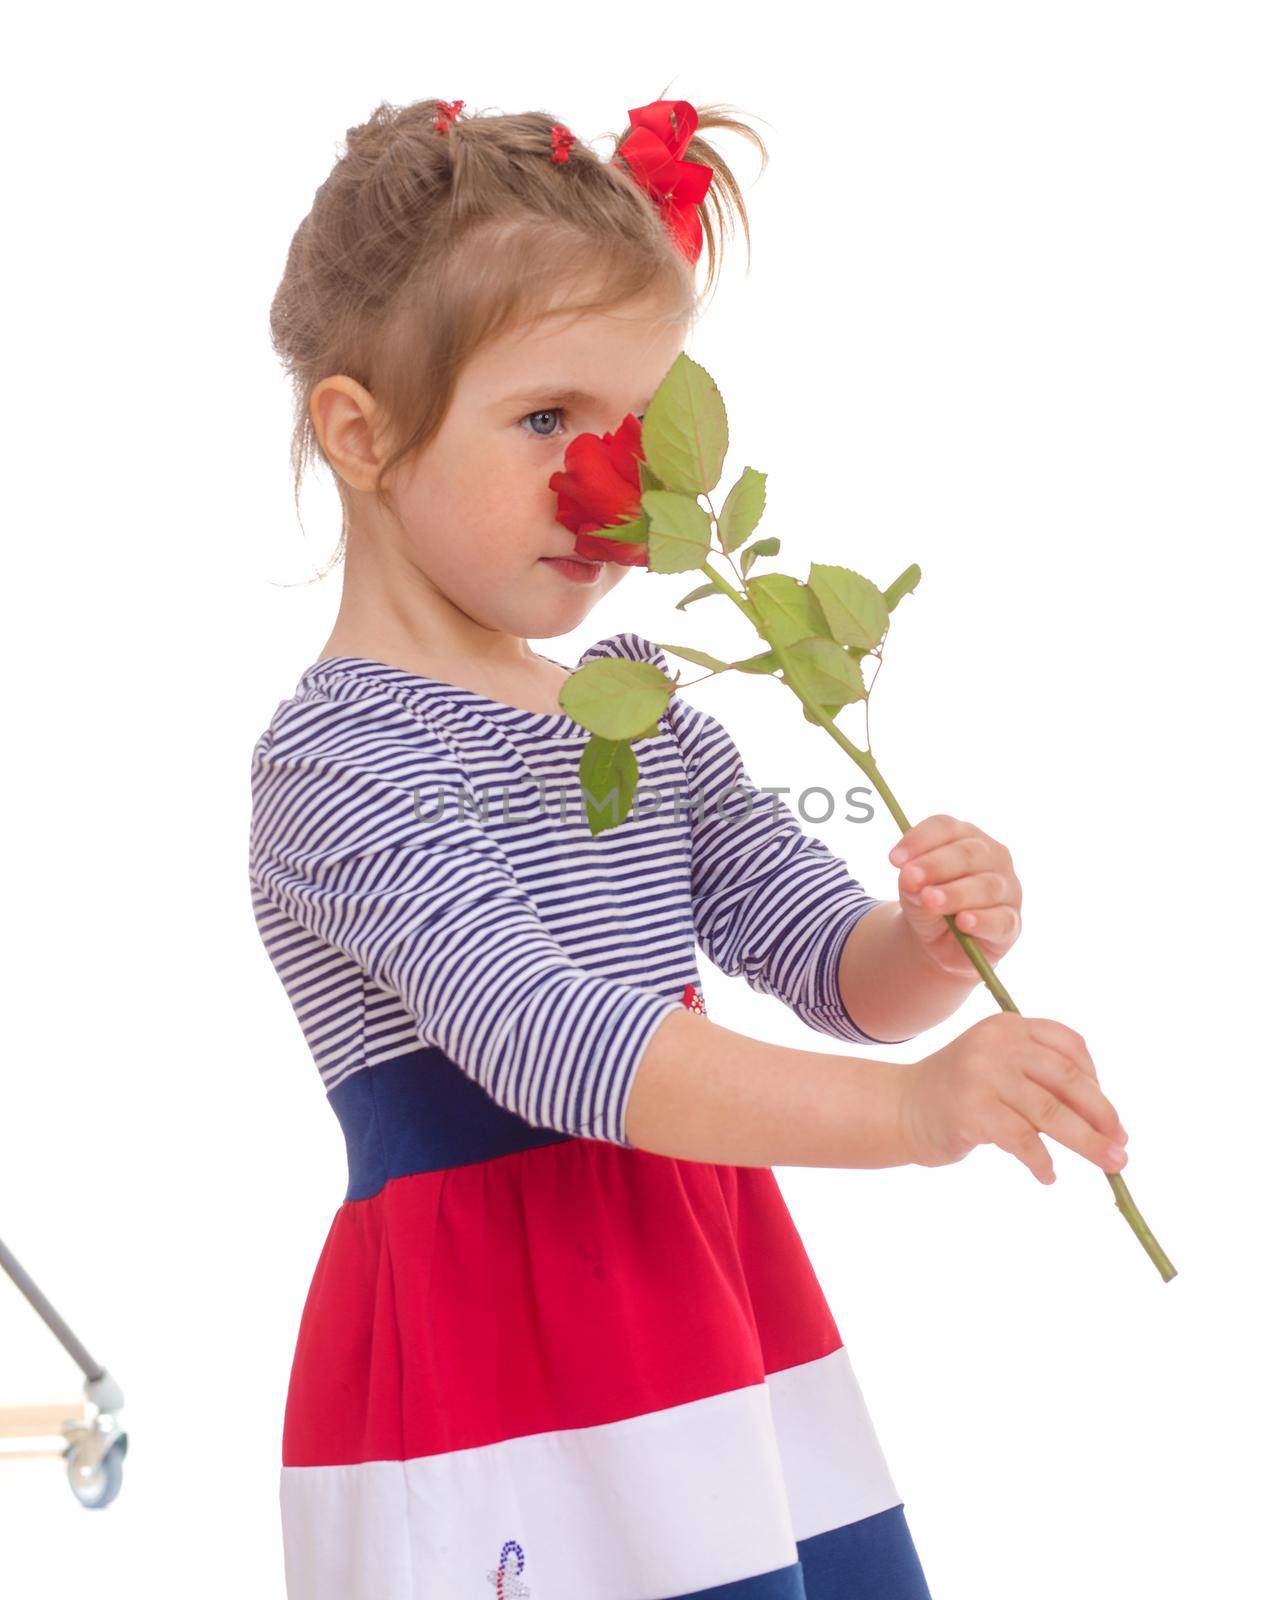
left=760, top=635, right=1178, bottom=1284
left=699, top=556, right=761, bottom=624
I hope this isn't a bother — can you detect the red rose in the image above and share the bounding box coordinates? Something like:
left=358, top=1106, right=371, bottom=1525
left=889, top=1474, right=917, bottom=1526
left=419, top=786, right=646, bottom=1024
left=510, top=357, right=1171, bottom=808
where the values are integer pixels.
left=547, top=412, right=649, bottom=567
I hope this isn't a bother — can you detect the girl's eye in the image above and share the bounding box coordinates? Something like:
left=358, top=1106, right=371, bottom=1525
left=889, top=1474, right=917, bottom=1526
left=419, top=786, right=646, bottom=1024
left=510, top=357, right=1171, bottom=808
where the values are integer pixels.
left=519, top=408, right=646, bottom=440
left=520, top=408, right=566, bottom=440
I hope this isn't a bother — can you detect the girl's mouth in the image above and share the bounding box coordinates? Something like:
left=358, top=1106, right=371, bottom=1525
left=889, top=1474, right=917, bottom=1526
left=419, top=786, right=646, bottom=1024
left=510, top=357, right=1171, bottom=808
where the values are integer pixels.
left=540, top=555, right=604, bottom=584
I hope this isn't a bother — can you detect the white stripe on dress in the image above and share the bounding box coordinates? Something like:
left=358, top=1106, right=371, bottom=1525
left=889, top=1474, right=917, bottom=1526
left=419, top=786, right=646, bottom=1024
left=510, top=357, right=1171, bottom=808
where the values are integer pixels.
left=278, top=1344, right=902, bottom=1600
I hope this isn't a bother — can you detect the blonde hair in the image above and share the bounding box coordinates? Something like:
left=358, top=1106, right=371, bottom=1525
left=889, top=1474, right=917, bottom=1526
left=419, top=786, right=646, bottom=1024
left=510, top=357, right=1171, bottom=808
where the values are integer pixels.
left=268, top=93, right=769, bottom=559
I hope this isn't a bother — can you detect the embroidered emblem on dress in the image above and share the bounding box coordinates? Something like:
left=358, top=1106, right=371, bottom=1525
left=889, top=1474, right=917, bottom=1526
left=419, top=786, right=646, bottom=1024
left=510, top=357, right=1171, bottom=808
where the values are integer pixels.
left=486, top=1538, right=531, bottom=1597
left=682, top=981, right=707, bottom=1015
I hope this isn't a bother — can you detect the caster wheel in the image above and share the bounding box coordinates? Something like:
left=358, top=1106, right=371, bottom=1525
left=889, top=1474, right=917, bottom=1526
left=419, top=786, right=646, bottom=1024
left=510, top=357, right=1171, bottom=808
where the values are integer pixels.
left=66, top=1433, right=128, bottom=1509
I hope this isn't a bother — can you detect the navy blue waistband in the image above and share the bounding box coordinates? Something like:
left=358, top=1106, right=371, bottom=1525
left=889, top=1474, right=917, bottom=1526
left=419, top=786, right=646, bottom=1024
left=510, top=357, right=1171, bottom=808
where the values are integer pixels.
left=327, top=1048, right=573, bottom=1201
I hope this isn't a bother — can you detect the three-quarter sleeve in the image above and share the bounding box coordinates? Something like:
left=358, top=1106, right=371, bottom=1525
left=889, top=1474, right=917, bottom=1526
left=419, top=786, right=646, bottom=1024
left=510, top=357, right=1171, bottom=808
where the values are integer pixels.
left=249, top=695, right=684, bottom=1147
left=666, top=676, right=900, bottom=1046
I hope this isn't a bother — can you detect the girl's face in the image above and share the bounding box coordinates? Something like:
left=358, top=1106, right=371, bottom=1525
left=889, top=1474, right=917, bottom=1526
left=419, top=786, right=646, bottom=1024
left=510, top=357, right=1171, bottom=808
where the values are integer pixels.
left=384, top=289, right=690, bottom=641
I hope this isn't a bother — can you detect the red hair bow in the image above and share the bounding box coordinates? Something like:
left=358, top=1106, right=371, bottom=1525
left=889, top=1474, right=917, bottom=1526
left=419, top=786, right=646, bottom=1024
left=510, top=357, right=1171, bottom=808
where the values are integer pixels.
left=614, top=99, right=714, bottom=265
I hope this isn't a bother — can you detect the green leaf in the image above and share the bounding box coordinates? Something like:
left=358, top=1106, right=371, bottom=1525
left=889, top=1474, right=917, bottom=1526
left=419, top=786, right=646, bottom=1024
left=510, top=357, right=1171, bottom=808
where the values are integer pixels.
left=641, top=489, right=714, bottom=574
left=785, top=636, right=867, bottom=711
left=883, top=563, right=922, bottom=613
left=559, top=658, right=673, bottom=740
left=740, top=536, right=780, bottom=575
left=807, top=563, right=890, bottom=649
left=657, top=644, right=729, bottom=672
left=718, top=466, right=767, bottom=552
left=637, top=457, right=666, bottom=494
left=744, top=572, right=832, bottom=648
left=640, top=352, right=730, bottom=496
left=580, top=735, right=638, bottom=836
left=675, top=581, right=722, bottom=610
left=583, top=516, right=648, bottom=547
left=732, top=649, right=779, bottom=674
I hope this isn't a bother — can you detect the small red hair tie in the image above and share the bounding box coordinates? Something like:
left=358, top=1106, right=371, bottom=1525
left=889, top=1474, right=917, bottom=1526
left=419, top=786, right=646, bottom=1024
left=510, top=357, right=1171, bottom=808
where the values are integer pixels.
left=549, top=124, right=577, bottom=164
left=432, top=99, right=464, bottom=134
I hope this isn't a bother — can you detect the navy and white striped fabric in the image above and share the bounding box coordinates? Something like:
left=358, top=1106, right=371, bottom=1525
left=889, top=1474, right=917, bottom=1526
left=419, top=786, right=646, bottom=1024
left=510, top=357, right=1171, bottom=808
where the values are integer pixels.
left=248, top=631, right=889, bottom=1148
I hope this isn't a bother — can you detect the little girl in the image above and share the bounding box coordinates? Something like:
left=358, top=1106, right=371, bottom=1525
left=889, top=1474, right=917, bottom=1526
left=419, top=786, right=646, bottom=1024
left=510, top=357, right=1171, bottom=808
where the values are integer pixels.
left=249, top=93, right=1129, bottom=1600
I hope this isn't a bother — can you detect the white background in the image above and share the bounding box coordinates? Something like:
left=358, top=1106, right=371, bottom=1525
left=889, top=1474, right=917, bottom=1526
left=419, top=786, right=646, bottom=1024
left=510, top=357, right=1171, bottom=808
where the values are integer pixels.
left=1, top=3, right=1276, bottom=1595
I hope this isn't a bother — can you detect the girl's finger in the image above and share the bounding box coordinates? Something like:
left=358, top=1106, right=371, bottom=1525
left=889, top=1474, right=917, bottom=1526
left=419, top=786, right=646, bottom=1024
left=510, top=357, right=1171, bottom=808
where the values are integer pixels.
left=912, top=870, right=1012, bottom=915
left=1001, top=1048, right=1128, bottom=1171
left=889, top=814, right=974, bottom=866
left=897, top=835, right=992, bottom=891
left=1020, top=1037, right=1126, bottom=1143
left=987, top=1103, right=1057, bottom=1185
left=1021, top=1016, right=1102, bottom=1088
left=953, top=904, right=1021, bottom=940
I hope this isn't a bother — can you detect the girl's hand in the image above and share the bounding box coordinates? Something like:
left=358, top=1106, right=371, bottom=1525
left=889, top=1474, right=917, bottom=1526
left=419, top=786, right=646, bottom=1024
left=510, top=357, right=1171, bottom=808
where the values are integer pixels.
left=889, top=813, right=1022, bottom=976
left=897, top=1012, right=1129, bottom=1184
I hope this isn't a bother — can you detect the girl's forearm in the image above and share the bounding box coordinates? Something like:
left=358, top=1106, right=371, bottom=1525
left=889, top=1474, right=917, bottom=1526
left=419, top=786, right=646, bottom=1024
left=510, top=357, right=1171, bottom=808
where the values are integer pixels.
left=837, top=901, right=983, bottom=1042
left=622, top=1005, right=914, bottom=1170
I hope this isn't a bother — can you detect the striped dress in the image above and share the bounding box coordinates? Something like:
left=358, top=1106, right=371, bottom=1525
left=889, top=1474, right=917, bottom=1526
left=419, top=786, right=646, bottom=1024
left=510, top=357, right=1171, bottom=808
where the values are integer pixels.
left=248, top=629, right=933, bottom=1600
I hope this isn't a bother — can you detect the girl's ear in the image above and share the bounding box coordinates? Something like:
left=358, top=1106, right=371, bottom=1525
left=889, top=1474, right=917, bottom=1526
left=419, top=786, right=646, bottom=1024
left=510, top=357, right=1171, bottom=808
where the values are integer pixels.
left=309, top=375, right=386, bottom=492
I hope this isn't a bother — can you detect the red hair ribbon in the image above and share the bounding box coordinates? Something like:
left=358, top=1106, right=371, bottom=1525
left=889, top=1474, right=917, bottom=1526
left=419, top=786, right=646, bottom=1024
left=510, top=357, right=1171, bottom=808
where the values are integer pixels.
left=613, top=99, right=714, bottom=265
left=432, top=99, right=464, bottom=134
left=549, top=124, right=577, bottom=164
